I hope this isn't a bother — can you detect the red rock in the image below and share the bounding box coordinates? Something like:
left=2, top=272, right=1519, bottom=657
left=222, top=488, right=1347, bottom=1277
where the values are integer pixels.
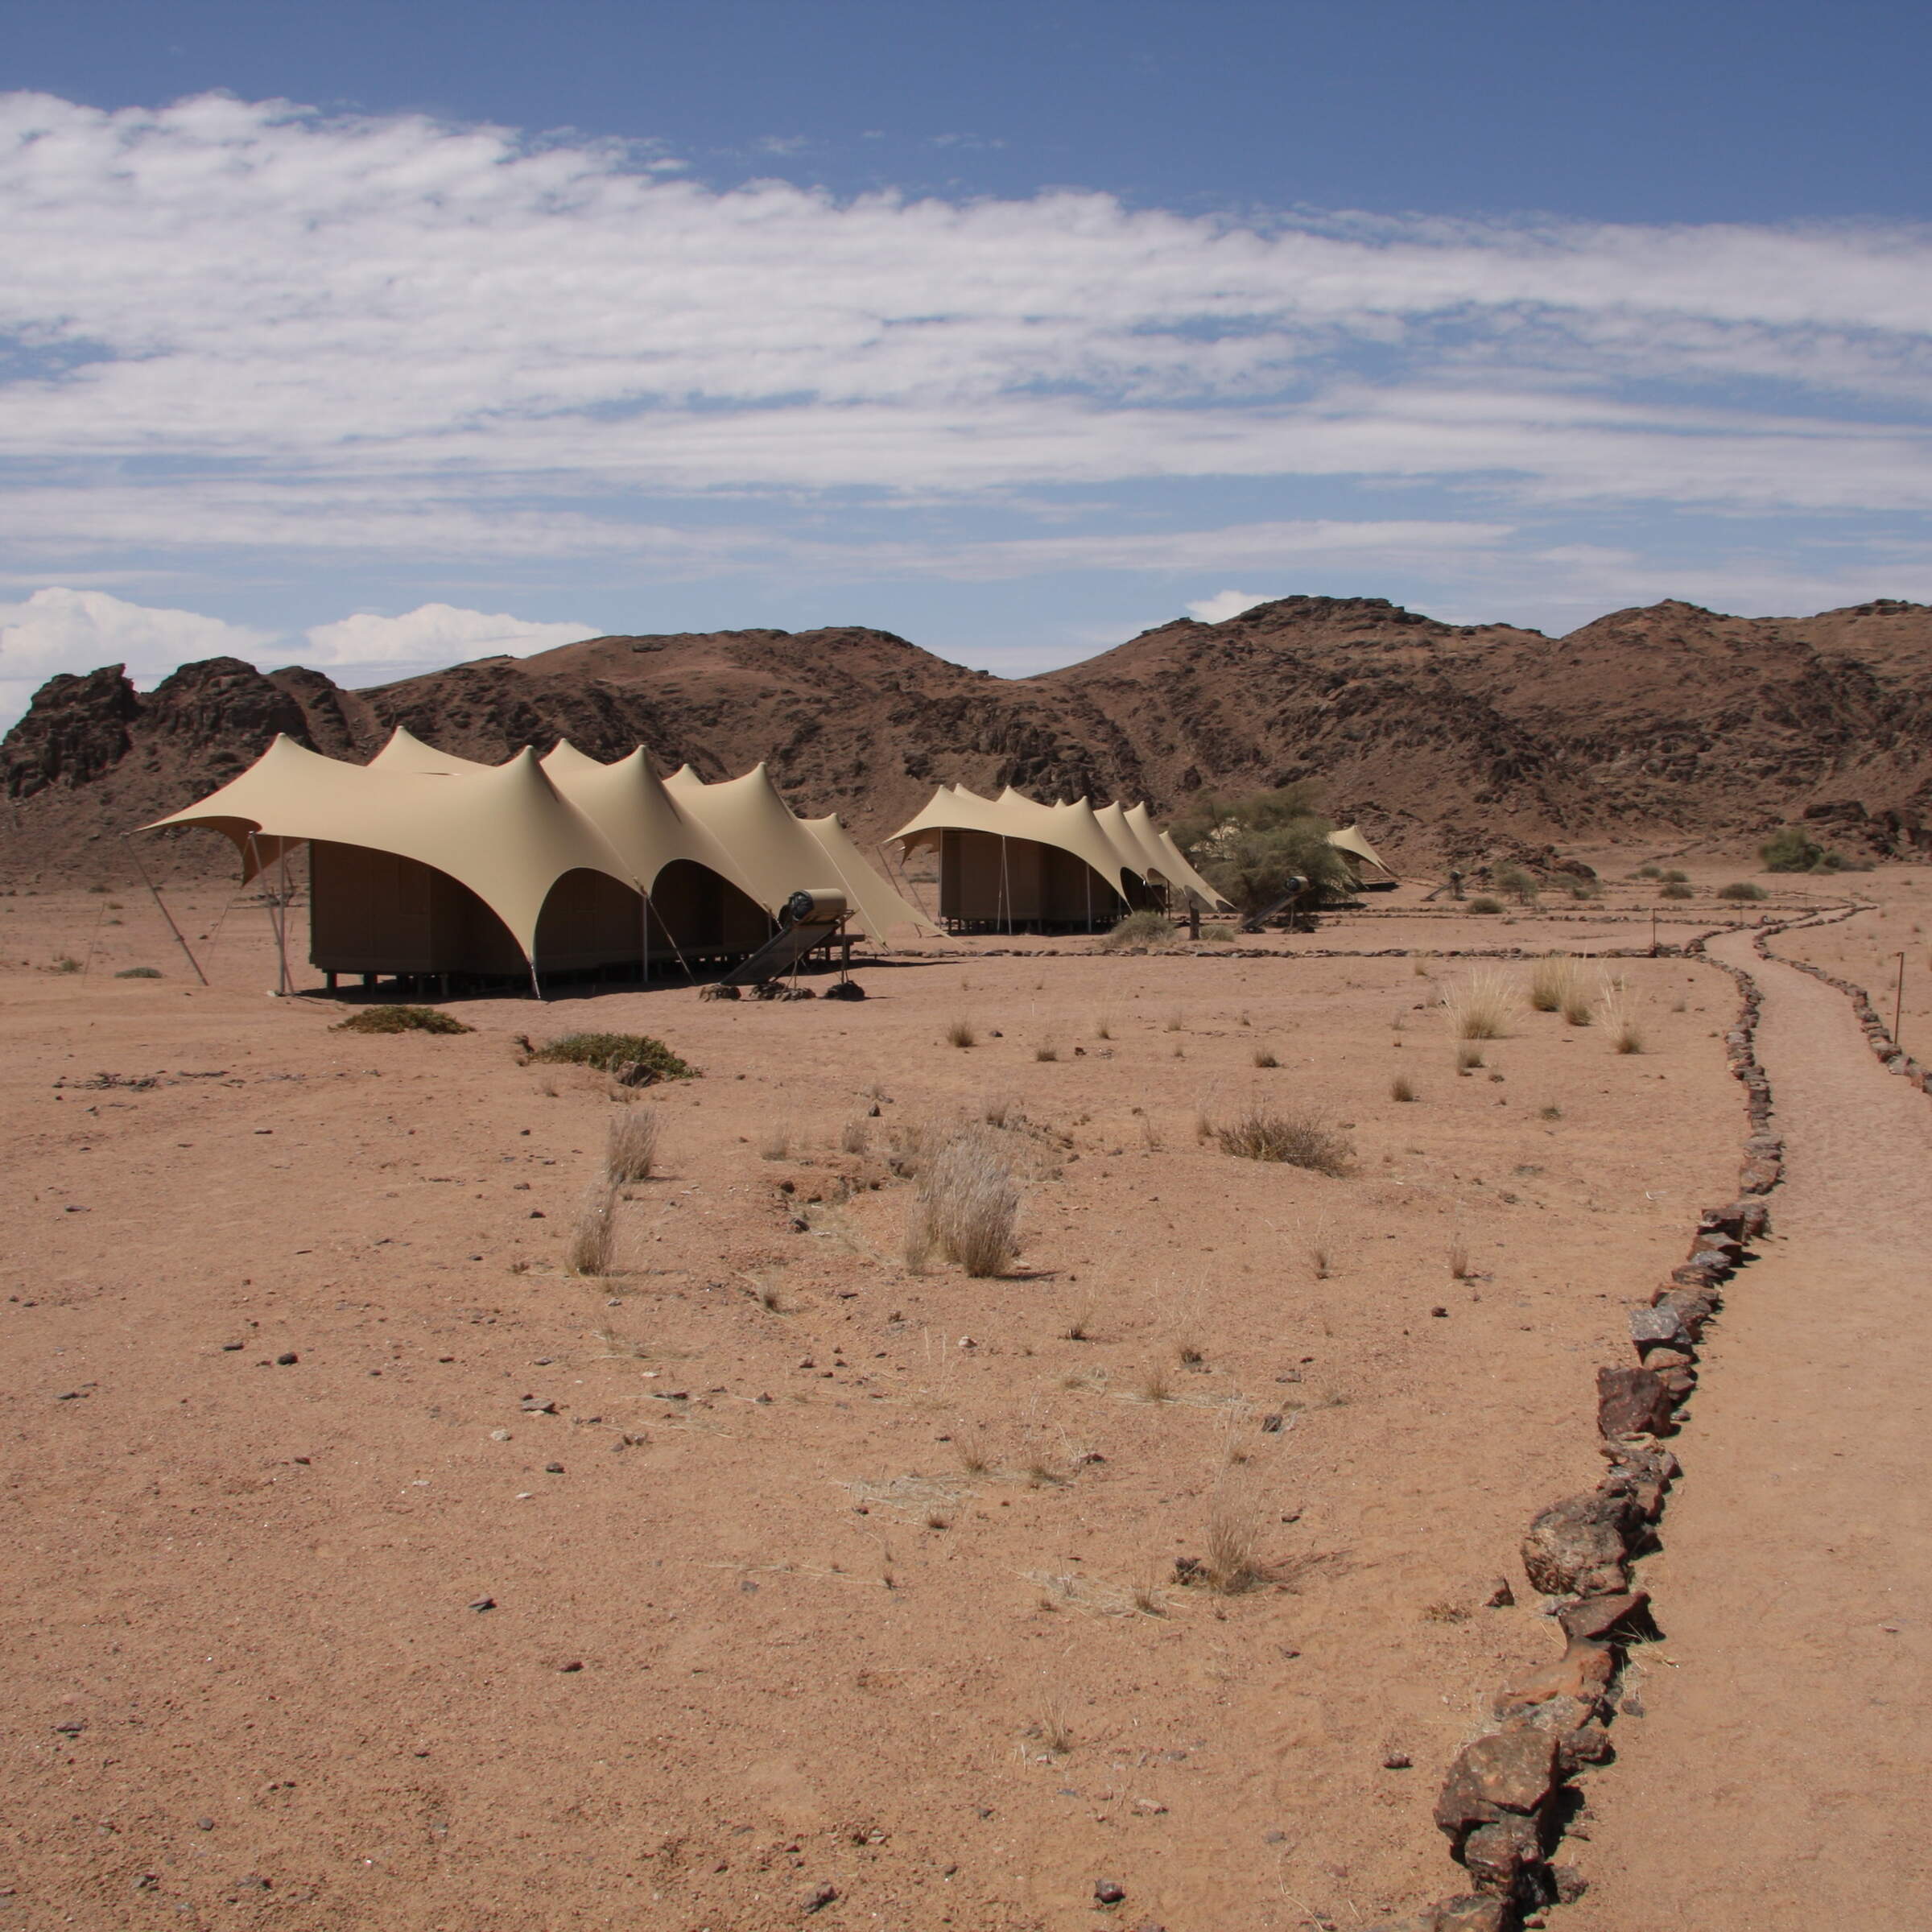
left=1597, top=1364, right=1675, bottom=1437
left=1521, top=1492, right=1634, bottom=1596
left=1434, top=1729, right=1558, bottom=1835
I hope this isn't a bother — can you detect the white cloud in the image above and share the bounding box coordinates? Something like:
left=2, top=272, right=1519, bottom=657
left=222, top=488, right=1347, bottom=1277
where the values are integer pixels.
left=303, top=603, right=600, bottom=667
left=0, top=86, right=1927, bottom=575
left=1187, top=589, right=1281, bottom=624
left=0, top=585, right=274, bottom=686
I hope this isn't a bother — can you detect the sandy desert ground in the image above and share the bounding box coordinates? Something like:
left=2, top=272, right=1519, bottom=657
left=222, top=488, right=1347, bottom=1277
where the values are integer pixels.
left=0, top=854, right=1922, bottom=1930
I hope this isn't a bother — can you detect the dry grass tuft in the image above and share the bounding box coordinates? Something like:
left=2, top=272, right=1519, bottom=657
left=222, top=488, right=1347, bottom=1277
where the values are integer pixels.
left=944, top=1016, right=976, bottom=1049
left=1443, top=968, right=1517, bottom=1040
left=1164, top=1008, right=1186, bottom=1033
left=1562, top=985, right=1596, bottom=1026
left=1455, top=1041, right=1484, bottom=1072
left=1093, top=1010, right=1117, bottom=1040
left=908, top=1127, right=1021, bottom=1277
left=568, top=1180, right=618, bottom=1277
left=840, top=1116, right=870, bottom=1154
left=1390, top=1071, right=1418, bottom=1103
left=1217, top=1104, right=1352, bottom=1174
left=1447, top=1232, right=1472, bottom=1279
left=953, top=1426, right=993, bottom=1475
left=605, top=1104, right=660, bottom=1183
left=759, top=1125, right=791, bottom=1160
left=1252, top=1046, right=1280, bottom=1069
left=1528, top=956, right=1575, bottom=1013
left=1201, top=1487, right=1269, bottom=1594
left=1034, top=1038, right=1060, bottom=1063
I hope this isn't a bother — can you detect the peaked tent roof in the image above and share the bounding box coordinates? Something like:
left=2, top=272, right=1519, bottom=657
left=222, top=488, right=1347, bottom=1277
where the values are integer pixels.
left=892, top=785, right=1233, bottom=911
left=145, top=735, right=636, bottom=964
left=665, top=764, right=931, bottom=941
left=367, top=725, right=497, bottom=776
left=798, top=811, right=938, bottom=935
left=540, top=741, right=766, bottom=906
left=1327, top=823, right=1394, bottom=876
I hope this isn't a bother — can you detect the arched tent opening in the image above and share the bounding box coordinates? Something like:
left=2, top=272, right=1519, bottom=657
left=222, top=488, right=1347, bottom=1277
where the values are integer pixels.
left=309, top=840, right=527, bottom=981
left=645, top=857, right=774, bottom=960
left=531, top=866, right=651, bottom=976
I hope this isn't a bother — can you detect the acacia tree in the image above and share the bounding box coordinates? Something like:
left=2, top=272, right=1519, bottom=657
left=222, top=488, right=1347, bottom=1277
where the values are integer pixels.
left=1171, top=786, right=1356, bottom=922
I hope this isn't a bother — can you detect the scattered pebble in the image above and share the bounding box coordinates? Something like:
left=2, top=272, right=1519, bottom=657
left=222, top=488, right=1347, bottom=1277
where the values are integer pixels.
left=1382, top=1752, right=1413, bottom=1769
left=275, top=1352, right=298, bottom=1366
left=544, top=1463, right=564, bottom=1474
left=1094, top=1878, right=1127, bottom=1905
left=468, top=1597, right=495, bottom=1612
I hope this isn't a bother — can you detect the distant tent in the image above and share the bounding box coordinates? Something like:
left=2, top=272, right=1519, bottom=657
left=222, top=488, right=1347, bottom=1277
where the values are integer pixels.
left=145, top=734, right=638, bottom=989
left=892, top=785, right=1230, bottom=931
left=665, top=763, right=934, bottom=942
left=1327, top=823, right=1395, bottom=881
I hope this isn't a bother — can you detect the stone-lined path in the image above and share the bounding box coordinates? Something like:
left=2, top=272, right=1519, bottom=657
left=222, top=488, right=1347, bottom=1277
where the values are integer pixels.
left=1565, top=931, right=1932, bottom=1929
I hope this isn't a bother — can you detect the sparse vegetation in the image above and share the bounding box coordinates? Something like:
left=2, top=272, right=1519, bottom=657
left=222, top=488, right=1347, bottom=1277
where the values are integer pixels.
left=759, top=1125, right=791, bottom=1160
left=114, top=966, right=163, bottom=979
left=1199, top=923, right=1236, bottom=942
left=1718, top=881, right=1769, bottom=902
left=1199, top=1487, right=1268, bottom=1594
left=908, top=1127, right=1021, bottom=1277
left=1034, top=1039, right=1060, bottom=1063
left=1101, top=910, right=1174, bottom=951
left=333, top=1004, right=474, bottom=1034
left=530, top=1031, right=695, bottom=1083
left=1659, top=880, right=1695, bottom=900
left=1540, top=1102, right=1563, bottom=1120
left=51, top=956, right=82, bottom=974
left=1390, top=1071, right=1418, bottom=1103
left=944, top=1016, right=976, bottom=1048
left=1444, top=968, right=1516, bottom=1039
left=568, top=1180, right=618, bottom=1276
left=1761, top=825, right=1856, bottom=873
left=1661, top=869, right=1688, bottom=883
left=840, top=1117, right=870, bottom=1154
left=1468, top=895, right=1504, bottom=915
left=605, top=1105, right=659, bottom=1183
left=1171, top=783, right=1356, bottom=920
left=1252, top=1046, right=1280, bottom=1069
left=1528, top=956, right=1574, bottom=1013
left=1456, top=1041, right=1485, bottom=1071
left=1216, top=1103, right=1352, bottom=1174
left=1562, top=983, right=1595, bottom=1026
left=1493, top=863, right=1539, bottom=905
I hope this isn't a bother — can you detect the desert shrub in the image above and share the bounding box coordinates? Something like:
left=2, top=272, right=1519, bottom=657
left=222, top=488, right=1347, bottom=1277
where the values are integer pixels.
left=1199, top=1487, right=1268, bottom=1594
left=605, top=1106, right=659, bottom=1184
left=1390, top=1071, right=1418, bottom=1102
left=1661, top=869, right=1688, bottom=883
left=1170, top=785, right=1356, bottom=920
left=52, top=956, right=82, bottom=974
left=1717, top=881, right=1769, bottom=902
left=1101, top=910, right=1175, bottom=951
left=1659, top=881, right=1695, bottom=900
left=944, top=1015, right=976, bottom=1047
left=910, top=1127, right=1021, bottom=1277
left=1601, top=991, right=1645, bottom=1054
left=530, top=1031, right=695, bottom=1083
left=1199, top=923, right=1236, bottom=942
left=1252, top=1046, right=1279, bottom=1069
left=1563, top=875, right=1601, bottom=900
left=568, top=1180, right=618, bottom=1275
left=1528, top=956, right=1575, bottom=1013
left=1216, top=1103, right=1352, bottom=1174
left=1444, top=969, right=1517, bottom=1039
left=1456, top=1041, right=1485, bottom=1070
left=1761, top=826, right=1853, bottom=873
left=333, top=1005, right=474, bottom=1034
left=1468, top=895, right=1504, bottom=915
left=1562, top=984, right=1595, bottom=1026
left=1637, top=864, right=1662, bottom=879
left=114, top=966, right=163, bottom=980
left=1493, top=863, right=1539, bottom=905
left=840, top=1117, right=870, bottom=1154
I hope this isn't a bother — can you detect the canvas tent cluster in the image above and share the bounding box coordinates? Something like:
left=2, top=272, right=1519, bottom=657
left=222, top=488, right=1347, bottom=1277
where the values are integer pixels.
left=143, top=729, right=932, bottom=993
left=891, top=785, right=1232, bottom=932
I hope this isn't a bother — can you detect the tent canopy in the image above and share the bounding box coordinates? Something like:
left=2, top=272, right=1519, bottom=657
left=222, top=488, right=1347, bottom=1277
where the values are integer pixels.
left=894, top=785, right=1232, bottom=914
left=1327, top=823, right=1394, bottom=877
left=146, top=734, right=634, bottom=964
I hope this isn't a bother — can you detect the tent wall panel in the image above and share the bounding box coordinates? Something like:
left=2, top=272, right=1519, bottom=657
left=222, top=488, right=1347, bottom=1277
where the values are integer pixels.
left=309, top=841, right=525, bottom=976
left=649, top=859, right=773, bottom=955
left=532, top=867, right=648, bottom=972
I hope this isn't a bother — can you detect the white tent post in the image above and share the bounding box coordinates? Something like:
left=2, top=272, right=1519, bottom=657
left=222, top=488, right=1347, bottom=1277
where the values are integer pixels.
left=245, top=833, right=289, bottom=995
left=275, top=842, right=294, bottom=996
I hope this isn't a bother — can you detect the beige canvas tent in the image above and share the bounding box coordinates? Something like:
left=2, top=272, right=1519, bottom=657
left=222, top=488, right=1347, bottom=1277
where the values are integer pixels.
left=539, top=742, right=773, bottom=958
left=892, top=784, right=1224, bottom=931
left=1327, top=823, right=1396, bottom=883
left=665, top=763, right=933, bottom=943
left=145, top=733, right=640, bottom=990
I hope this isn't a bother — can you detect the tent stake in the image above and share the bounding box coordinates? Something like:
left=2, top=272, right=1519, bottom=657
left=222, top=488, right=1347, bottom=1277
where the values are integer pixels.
left=122, top=837, right=208, bottom=985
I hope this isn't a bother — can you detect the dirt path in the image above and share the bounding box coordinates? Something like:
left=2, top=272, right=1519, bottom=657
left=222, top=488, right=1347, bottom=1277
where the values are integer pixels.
left=1566, top=931, right=1932, bottom=1930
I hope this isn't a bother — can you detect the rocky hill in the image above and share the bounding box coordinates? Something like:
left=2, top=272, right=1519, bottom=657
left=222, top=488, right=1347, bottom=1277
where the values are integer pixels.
left=6, top=596, right=1931, bottom=885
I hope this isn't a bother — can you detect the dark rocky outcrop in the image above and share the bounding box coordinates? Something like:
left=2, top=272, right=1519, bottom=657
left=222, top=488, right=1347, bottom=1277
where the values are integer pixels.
left=6, top=594, right=1932, bottom=882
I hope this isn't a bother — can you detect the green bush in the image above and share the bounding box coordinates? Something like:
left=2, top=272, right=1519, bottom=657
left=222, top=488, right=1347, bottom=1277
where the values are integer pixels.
left=1636, top=864, right=1662, bottom=879
left=1170, top=785, right=1356, bottom=919
left=1101, top=910, right=1176, bottom=951
left=529, top=1030, right=696, bottom=1084
left=114, top=966, right=163, bottom=979
left=333, top=1005, right=475, bottom=1035
left=1760, top=826, right=1857, bottom=873
left=1717, top=881, right=1768, bottom=902
left=1468, top=895, right=1504, bottom=914
left=52, top=956, right=82, bottom=974
left=1659, top=881, right=1695, bottom=900
left=1493, top=863, right=1539, bottom=904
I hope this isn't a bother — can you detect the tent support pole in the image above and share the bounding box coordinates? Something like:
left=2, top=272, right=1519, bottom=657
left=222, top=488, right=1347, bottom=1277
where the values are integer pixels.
left=646, top=890, right=697, bottom=985
left=999, top=834, right=1012, bottom=936
left=527, top=961, right=545, bottom=1001
left=125, top=838, right=208, bottom=985
left=245, top=834, right=291, bottom=994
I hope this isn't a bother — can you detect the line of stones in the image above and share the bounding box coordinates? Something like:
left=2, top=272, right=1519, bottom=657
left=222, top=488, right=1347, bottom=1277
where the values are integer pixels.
left=1365, top=950, right=1781, bottom=1932
left=1757, top=911, right=1932, bottom=1098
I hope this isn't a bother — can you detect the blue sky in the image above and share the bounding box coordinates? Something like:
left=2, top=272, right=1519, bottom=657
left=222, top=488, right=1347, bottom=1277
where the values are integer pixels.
left=3, top=0, right=1931, bottom=720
